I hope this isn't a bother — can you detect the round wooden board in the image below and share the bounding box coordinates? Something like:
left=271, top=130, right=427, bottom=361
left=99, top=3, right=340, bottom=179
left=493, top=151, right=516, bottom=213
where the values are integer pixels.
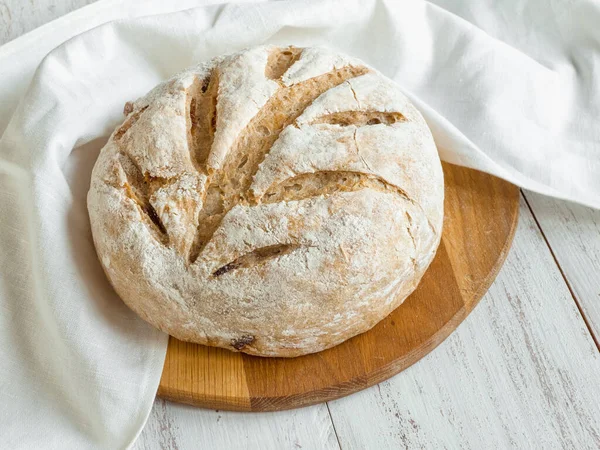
left=157, top=163, right=519, bottom=411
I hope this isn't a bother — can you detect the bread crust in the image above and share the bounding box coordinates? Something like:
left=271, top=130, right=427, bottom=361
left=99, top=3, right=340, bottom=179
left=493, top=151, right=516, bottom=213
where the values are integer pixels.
left=87, top=45, right=444, bottom=357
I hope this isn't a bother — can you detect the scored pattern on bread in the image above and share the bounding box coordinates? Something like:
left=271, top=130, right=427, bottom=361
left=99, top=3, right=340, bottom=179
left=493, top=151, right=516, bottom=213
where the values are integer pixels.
left=187, top=69, right=219, bottom=172
left=308, top=110, right=406, bottom=127
left=118, top=153, right=169, bottom=244
left=212, top=243, right=301, bottom=277
left=114, top=106, right=148, bottom=140
left=265, top=47, right=303, bottom=81
left=185, top=52, right=370, bottom=264
left=113, top=48, right=420, bottom=269
left=88, top=45, right=444, bottom=356
left=259, top=171, right=412, bottom=205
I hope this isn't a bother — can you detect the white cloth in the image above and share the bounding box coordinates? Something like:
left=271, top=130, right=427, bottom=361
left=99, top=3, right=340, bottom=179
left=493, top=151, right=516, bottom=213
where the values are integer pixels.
left=0, top=0, right=598, bottom=448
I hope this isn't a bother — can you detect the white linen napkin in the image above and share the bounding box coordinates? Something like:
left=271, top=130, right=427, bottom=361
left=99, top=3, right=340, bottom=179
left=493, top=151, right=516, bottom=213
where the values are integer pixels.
left=1, top=0, right=599, bottom=448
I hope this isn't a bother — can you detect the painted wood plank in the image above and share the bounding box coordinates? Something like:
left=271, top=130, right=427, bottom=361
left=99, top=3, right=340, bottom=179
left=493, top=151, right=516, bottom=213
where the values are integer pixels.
left=134, top=399, right=340, bottom=450
left=0, top=0, right=98, bottom=46
left=524, top=191, right=600, bottom=345
left=327, top=197, right=600, bottom=449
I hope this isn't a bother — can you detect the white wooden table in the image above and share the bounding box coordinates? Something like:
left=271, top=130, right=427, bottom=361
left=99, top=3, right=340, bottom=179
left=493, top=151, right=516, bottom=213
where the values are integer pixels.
left=3, top=2, right=600, bottom=449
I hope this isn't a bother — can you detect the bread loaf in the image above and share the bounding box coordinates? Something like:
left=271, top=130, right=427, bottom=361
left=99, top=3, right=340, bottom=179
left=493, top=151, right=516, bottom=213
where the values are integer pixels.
left=87, top=45, right=444, bottom=357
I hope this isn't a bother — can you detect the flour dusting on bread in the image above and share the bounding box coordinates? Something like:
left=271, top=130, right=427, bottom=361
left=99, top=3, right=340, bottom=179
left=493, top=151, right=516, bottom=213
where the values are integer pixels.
left=88, top=45, right=444, bottom=357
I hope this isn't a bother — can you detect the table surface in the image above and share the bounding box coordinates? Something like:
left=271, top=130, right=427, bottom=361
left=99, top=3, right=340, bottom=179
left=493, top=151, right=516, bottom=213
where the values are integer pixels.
left=4, top=2, right=600, bottom=449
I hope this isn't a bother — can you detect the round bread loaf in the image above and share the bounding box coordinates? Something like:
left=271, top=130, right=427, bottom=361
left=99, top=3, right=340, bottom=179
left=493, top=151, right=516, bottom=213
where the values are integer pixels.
left=88, top=45, right=444, bottom=357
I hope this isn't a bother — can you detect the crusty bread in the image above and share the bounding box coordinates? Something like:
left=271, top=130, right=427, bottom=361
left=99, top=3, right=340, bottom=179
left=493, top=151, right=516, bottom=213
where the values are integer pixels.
left=87, top=45, right=444, bottom=357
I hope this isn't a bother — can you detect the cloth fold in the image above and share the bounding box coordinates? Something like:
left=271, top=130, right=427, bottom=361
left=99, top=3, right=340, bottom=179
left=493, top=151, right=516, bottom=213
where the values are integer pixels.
left=1, top=0, right=598, bottom=448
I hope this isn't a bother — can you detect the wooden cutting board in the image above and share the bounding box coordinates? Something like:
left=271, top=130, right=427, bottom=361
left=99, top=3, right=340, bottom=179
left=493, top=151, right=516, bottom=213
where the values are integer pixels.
left=157, top=163, right=519, bottom=411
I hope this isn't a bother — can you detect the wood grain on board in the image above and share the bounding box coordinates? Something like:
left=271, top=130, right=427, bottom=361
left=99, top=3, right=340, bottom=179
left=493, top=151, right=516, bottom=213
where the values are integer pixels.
left=158, top=163, right=520, bottom=411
